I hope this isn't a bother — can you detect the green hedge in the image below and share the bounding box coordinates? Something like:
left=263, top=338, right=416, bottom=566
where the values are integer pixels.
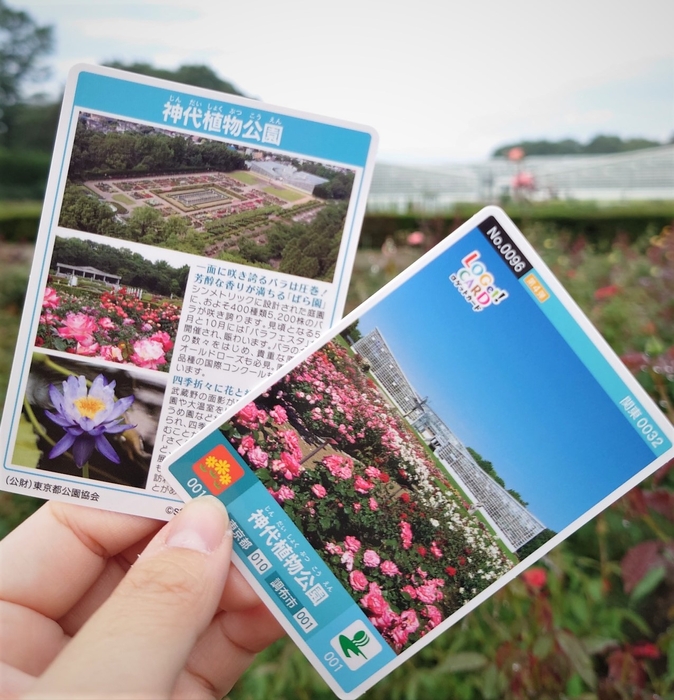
left=0, top=201, right=43, bottom=242
left=0, top=148, right=50, bottom=201
left=361, top=201, right=674, bottom=250
left=2, top=200, right=673, bottom=246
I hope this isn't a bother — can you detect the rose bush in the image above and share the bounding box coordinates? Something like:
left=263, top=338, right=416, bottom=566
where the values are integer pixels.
left=222, top=340, right=512, bottom=653
left=35, top=284, right=180, bottom=371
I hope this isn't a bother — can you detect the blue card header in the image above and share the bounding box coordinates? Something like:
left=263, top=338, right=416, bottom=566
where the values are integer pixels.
left=72, top=69, right=373, bottom=167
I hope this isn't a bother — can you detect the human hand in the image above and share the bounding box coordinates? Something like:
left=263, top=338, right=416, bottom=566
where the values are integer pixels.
left=0, top=497, right=285, bottom=699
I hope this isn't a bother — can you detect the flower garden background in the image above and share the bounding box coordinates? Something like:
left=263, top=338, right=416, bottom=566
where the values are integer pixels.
left=222, top=339, right=513, bottom=654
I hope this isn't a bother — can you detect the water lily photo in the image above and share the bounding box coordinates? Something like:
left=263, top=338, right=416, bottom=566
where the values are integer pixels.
left=45, top=373, right=135, bottom=471
left=14, top=354, right=166, bottom=488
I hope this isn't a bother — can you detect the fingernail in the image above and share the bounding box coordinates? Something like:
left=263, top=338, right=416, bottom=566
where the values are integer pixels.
left=165, top=496, right=230, bottom=553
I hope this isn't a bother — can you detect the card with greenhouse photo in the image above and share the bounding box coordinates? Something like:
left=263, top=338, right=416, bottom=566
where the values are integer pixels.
left=164, top=206, right=674, bottom=699
left=0, top=63, right=377, bottom=519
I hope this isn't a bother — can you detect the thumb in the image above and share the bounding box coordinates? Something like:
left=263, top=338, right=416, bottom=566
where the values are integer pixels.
left=28, top=496, right=233, bottom=699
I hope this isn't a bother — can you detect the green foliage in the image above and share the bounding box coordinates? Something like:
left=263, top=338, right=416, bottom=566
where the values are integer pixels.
left=104, top=61, right=246, bottom=97
left=492, top=135, right=664, bottom=157
left=0, top=263, right=27, bottom=309
left=361, top=202, right=674, bottom=251
left=0, top=98, right=59, bottom=151
left=51, top=235, right=189, bottom=297
left=66, top=118, right=246, bottom=181
left=0, top=0, right=53, bottom=107
left=516, top=528, right=556, bottom=560
left=0, top=146, right=49, bottom=199
left=467, top=447, right=528, bottom=507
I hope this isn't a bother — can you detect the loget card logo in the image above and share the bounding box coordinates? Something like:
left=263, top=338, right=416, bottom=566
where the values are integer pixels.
left=192, top=444, right=245, bottom=495
left=450, top=250, right=508, bottom=312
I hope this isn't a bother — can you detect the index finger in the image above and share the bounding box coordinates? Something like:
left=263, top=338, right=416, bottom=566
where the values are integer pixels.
left=0, top=501, right=161, bottom=620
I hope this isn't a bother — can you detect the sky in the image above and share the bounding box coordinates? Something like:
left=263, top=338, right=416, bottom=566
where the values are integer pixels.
left=14, top=0, right=674, bottom=163
left=357, top=224, right=656, bottom=532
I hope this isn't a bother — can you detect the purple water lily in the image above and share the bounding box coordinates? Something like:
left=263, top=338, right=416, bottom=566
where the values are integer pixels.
left=45, top=374, right=135, bottom=468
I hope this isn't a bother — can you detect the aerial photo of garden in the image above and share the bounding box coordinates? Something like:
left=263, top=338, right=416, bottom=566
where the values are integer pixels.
left=58, top=113, right=356, bottom=281
left=219, top=338, right=514, bottom=655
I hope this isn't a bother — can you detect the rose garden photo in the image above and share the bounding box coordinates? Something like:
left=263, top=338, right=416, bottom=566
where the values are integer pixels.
left=219, top=338, right=514, bottom=655
left=35, top=235, right=186, bottom=372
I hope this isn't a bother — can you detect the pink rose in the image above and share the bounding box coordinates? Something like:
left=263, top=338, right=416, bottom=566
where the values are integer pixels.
left=99, top=344, right=123, bottom=362
left=390, top=625, right=410, bottom=649
left=325, top=542, right=343, bottom=555
left=401, top=585, right=417, bottom=599
left=279, top=429, right=302, bottom=461
left=340, top=550, right=354, bottom=572
left=399, top=609, right=420, bottom=634
left=369, top=607, right=399, bottom=632
left=323, top=454, right=353, bottom=480
left=129, top=338, right=166, bottom=370
left=311, top=483, right=327, bottom=498
left=368, top=497, right=379, bottom=511
left=349, top=570, right=368, bottom=591
left=416, top=584, right=438, bottom=604
left=122, top=318, right=136, bottom=326
left=74, top=339, right=100, bottom=356
left=271, top=485, right=295, bottom=502
left=269, top=405, right=288, bottom=425
left=423, top=605, right=443, bottom=629
left=399, top=521, right=413, bottom=550
left=354, top=476, right=374, bottom=494
left=361, top=589, right=388, bottom=616
left=344, top=535, right=361, bottom=553
left=98, top=317, right=117, bottom=330
left=57, top=312, right=98, bottom=343
left=149, top=330, right=174, bottom=352
left=237, top=434, right=256, bottom=456
left=247, top=446, right=268, bottom=469
left=364, top=466, right=382, bottom=480
left=42, top=287, right=60, bottom=309
left=380, top=560, right=400, bottom=577
left=237, top=402, right=261, bottom=429
left=280, top=451, right=302, bottom=479
left=363, top=549, right=381, bottom=568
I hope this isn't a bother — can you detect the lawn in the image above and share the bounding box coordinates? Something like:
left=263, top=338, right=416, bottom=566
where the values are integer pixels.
left=263, top=185, right=305, bottom=202
left=112, top=193, right=135, bottom=205
left=228, top=170, right=259, bottom=185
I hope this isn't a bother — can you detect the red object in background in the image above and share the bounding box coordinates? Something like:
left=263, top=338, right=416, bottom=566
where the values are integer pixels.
left=407, top=231, right=425, bottom=246
left=521, top=567, right=547, bottom=589
left=594, top=284, right=620, bottom=300
left=508, top=147, right=525, bottom=161
left=512, top=171, right=535, bottom=190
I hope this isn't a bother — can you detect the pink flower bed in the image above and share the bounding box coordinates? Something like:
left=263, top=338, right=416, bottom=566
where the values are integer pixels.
left=36, top=285, right=180, bottom=371
left=221, top=341, right=512, bottom=654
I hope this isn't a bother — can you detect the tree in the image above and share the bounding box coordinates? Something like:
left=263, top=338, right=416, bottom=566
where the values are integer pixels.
left=58, top=184, right=122, bottom=237
left=0, top=0, right=53, bottom=107
left=515, top=528, right=556, bottom=560
left=340, top=321, right=362, bottom=344
left=467, top=446, right=529, bottom=508
left=105, top=61, right=246, bottom=97
left=492, top=135, right=662, bottom=157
